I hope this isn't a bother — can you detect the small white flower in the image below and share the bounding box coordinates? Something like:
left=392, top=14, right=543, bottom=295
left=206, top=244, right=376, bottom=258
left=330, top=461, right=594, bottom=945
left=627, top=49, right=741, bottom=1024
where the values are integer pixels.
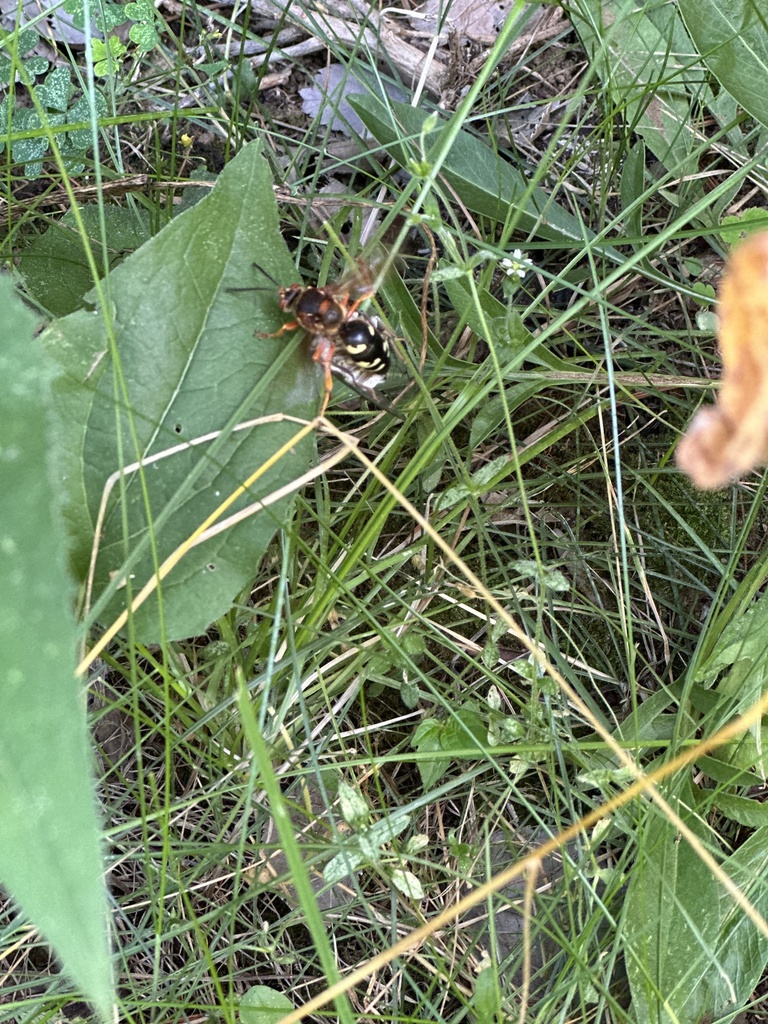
left=500, top=249, right=533, bottom=279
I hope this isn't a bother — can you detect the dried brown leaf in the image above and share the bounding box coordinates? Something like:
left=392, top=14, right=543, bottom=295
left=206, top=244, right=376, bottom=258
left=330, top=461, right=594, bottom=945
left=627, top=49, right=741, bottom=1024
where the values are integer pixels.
left=677, top=232, right=768, bottom=489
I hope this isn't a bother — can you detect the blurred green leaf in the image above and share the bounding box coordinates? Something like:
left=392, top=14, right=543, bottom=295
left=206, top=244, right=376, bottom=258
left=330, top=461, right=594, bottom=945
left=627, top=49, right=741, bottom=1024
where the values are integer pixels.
left=92, top=37, right=128, bottom=77
left=391, top=868, right=423, bottom=900
left=37, top=65, right=72, bottom=111
left=471, top=966, right=501, bottom=1022
left=240, top=985, right=295, bottom=1024
left=64, top=0, right=127, bottom=32
left=715, top=826, right=768, bottom=999
left=693, top=590, right=768, bottom=773
left=411, top=709, right=487, bottom=790
left=126, top=0, right=159, bottom=51
left=620, top=139, right=645, bottom=239
left=628, top=821, right=768, bottom=1021
left=0, top=27, right=49, bottom=83
left=338, top=780, right=370, bottom=829
left=65, top=90, right=107, bottom=150
left=713, top=793, right=768, bottom=829
left=0, top=277, right=113, bottom=1020
left=720, top=208, right=768, bottom=244
left=412, top=718, right=444, bottom=790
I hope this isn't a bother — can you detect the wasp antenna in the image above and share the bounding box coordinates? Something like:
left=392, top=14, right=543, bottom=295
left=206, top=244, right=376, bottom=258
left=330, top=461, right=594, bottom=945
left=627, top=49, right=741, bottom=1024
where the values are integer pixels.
left=251, top=261, right=283, bottom=288
left=226, top=261, right=289, bottom=295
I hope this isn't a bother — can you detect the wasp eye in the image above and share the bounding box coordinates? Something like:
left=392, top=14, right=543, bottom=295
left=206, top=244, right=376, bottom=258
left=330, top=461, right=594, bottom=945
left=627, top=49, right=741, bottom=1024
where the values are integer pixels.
left=324, top=306, right=344, bottom=327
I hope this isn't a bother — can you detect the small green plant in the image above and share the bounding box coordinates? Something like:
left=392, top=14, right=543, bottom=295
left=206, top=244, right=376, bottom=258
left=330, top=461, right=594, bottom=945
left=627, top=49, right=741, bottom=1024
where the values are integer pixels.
left=61, top=0, right=161, bottom=78
left=0, top=30, right=106, bottom=176
left=123, top=0, right=161, bottom=51
left=91, top=35, right=127, bottom=76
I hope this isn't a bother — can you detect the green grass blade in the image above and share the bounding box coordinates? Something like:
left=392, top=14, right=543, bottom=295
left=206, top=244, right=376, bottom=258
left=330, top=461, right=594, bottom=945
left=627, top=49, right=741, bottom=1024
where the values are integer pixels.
left=351, top=95, right=623, bottom=253
left=236, top=678, right=355, bottom=1024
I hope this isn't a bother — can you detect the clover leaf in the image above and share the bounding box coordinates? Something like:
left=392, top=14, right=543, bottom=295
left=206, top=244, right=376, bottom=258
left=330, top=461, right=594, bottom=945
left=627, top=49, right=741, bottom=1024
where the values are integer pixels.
left=63, top=0, right=127, bottom=34
left=0, top=27, right=49, bottom=84
left=92, top=36, right=127, bottom=76
left=125, top=0, right=159, bottom=51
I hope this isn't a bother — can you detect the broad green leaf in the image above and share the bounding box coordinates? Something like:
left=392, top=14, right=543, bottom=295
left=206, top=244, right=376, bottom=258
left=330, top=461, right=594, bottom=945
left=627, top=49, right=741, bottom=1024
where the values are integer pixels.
left=240, top=985, right=295, bottom=1024
left=613, top=692, right=679, bottom=745
left=692, top=589, right=768, bottom=774
left=324, top=815, right=411, bottom=885
left=337, top=780, right=370, bottom=829
left=714, top=723, right=768, bottom=778
left=92, top=37, right=128, bottom=77
left=391, top=868, right=423, bottom=900
left=695, top=754, right=763, bottom=789
left=11, top=107, right=48, bottom=174
left=441, top=709, right=487, bottom=752
left=679, top=0, right=768, bottom=130
left=714, top=826, right=768, bottom=1010
left=572, top=0, right=704, bottom=175
left=0, top=278, right=113, bottom=1019
left=412, top=717, right=444, bottom=790
left=356, top=814, right=410, bottom=856
left=64, top=0, right=127, bottom=33
left=19, top=205, right=150, bottom=317
left=695, top=588, right=768, bottom=690
left=512, top=560, right=570, bottom=593
left=126, top=0, right=159, bottom=51
left=323, top=845, right=365, bottom=886
left=37, top=65, right=72, bottom=112
left=471, top=966, right=501, bottom=1022
left=42, top=141, right=318, bottom=641
left=624, top=775, right=722, bottom=1024
left=720, top=208, right=768, bottom=244
left=128, top=20, right=159, bottom=51
left=65, top=90, right=108, bottom=151
left=0, top=27, right=49, bottom=83
left=411, top=709, right=488, bottom=790
left=1, top=26, right=37, bottom=56
left=713, top=793, right=768, bottom=829
left=630, top=823, right=768, bottom=1020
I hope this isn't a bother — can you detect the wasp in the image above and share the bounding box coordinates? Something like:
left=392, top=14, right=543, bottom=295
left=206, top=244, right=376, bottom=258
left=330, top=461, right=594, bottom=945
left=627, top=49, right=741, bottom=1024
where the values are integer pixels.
left=232, top=261, right=391, bottom=412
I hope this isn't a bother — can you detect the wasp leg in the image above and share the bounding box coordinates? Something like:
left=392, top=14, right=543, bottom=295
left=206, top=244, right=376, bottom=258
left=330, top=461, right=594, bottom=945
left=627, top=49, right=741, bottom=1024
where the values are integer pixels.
left=257, top=321, right=299, bottom=339
left=312, top=337, right=336, bottom=414
left=346, top=288, right=375, bottom=316
left=319, top=360, right=333, bottom=414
